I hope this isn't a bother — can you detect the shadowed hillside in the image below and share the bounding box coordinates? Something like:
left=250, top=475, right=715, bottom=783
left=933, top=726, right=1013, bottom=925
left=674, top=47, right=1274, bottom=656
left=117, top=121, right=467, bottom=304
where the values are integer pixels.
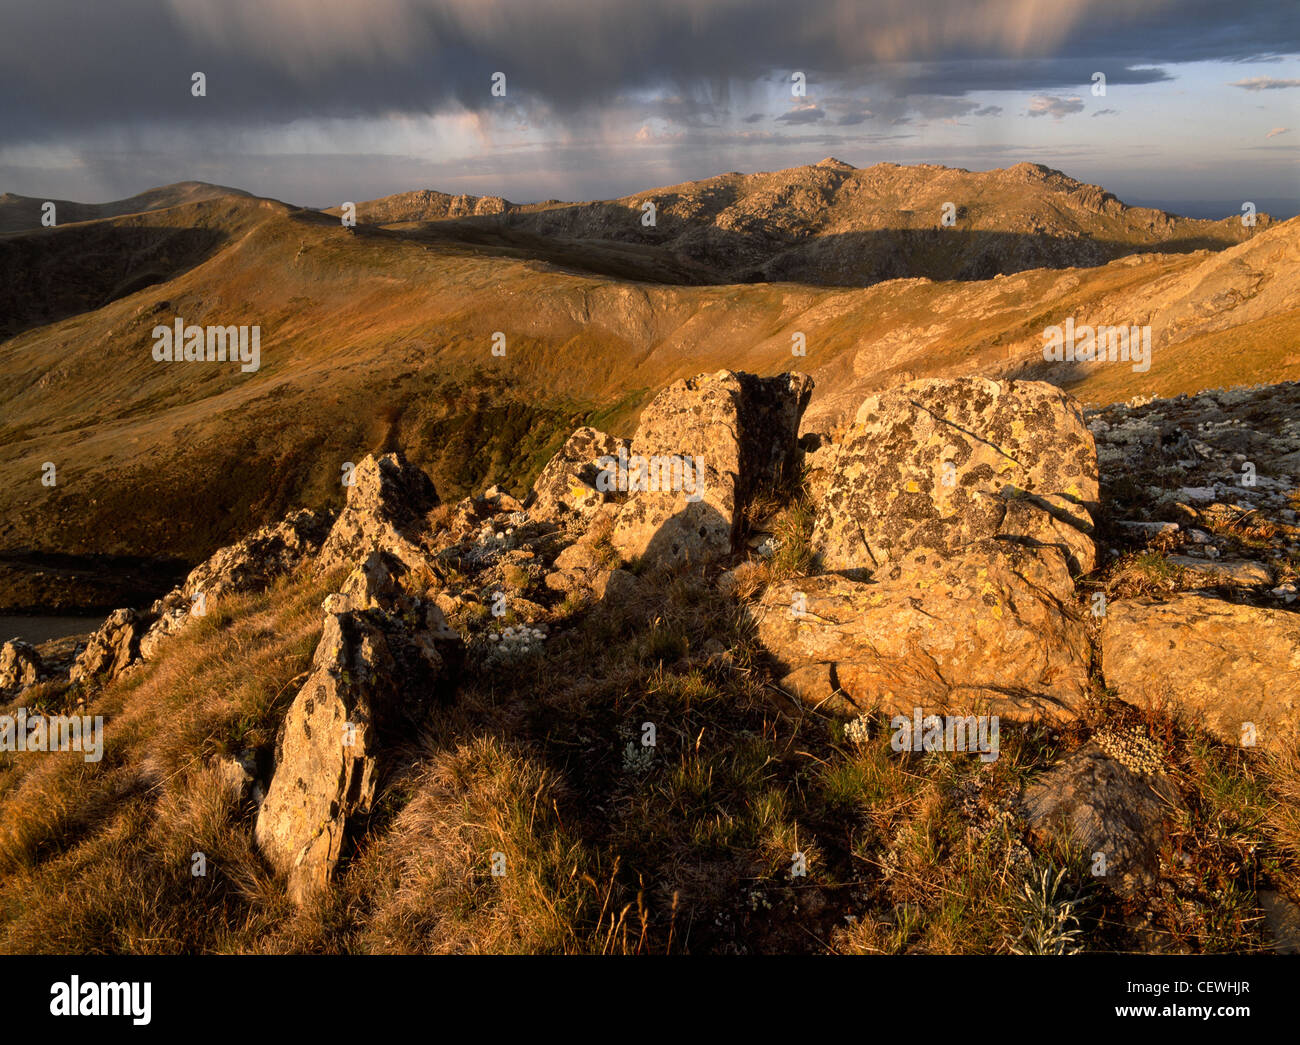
left=0, top=166, right=1295, bottom=611
left=332, top=159, right=1267, bottom=287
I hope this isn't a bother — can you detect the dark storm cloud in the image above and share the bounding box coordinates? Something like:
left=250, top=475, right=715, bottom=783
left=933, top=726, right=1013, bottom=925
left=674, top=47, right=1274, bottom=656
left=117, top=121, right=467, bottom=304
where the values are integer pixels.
left=2, top=0, right=1298, bottom=144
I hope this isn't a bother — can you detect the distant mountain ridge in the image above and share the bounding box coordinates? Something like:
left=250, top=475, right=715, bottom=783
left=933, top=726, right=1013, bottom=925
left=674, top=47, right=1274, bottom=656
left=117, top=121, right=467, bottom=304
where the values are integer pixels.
left=0, top=160, right=1295, bottom=606
left=328, top=158, right=1268, bottom=286
left=0, top=181, right=250, bottom=236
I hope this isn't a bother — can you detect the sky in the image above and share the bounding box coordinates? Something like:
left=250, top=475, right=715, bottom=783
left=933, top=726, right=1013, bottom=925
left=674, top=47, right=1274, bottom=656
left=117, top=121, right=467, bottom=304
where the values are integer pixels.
left=2, top=0, right=1298, bottom=218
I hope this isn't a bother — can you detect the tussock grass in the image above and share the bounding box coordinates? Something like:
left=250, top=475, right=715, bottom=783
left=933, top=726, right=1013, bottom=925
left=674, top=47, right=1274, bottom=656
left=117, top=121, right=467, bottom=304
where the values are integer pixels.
left=0, top=566, right=338, bottom=953
left=0, top=540, right=1295, bottom=954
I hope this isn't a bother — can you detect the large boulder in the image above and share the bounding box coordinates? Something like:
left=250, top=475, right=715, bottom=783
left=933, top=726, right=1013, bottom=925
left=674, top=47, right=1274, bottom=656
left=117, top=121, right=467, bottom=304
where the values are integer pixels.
left=528, top=427, right=630, bottom=522
left=318, top=452, right=440, bottom=575
left=255, top=554, right=461, bottom=904
left=609, top=370, right=813, bottom=567
left=69, top=608, right=156, bottom=685
left=0, top=639, right=43, bottom=689
left=1022, top=739, right=1178, bottom=897
left=811, top=378, right=1099, bottom=576
left=1102, top=595, right=1300, bottom=752
left=752, top=541, right=1090, bottom=721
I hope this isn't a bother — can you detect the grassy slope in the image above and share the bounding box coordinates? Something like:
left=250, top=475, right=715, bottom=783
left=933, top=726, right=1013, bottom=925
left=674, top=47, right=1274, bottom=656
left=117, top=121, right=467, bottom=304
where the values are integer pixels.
left=1, top=505, right=1295, bottom=954
left=0, top=192, right=1295, bottom=583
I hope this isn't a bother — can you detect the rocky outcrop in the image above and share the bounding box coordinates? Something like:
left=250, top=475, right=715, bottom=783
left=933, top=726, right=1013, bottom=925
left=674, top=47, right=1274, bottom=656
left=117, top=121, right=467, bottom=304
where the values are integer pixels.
left=185, top=508, right=330, bottom=600
left=1102, top=595, right=1300, bottom=752
left=0, top=639, right=42, bottom=690
left=69, top=608, right=155, bottom=685
left=753, top=541, right=1090, bottom=721
left=255, top=552, right=461, bottom=904
left=1022, top=739, right=1178, bottom=898
left=139, top=507, right=332, bottom=660
left=609, top=370, right=813, bottom=567
left=528, top=426, right=630, bottom=521
left=1088, top=381, right=1300, bottom=608
left=811, top=377, right=1098, bottom=576
left=318, top=452, right=440, bottom=575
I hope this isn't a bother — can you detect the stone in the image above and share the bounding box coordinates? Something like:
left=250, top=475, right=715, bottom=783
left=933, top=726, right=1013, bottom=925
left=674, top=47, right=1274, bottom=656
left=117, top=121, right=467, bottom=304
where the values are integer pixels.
left=318, top=452, right=440, bottom=575
left=609, top=370, right=813, bottom=568
left=543, top=569, right=587, bottom=594
left=139, top=590, right=191, bottom=660
left=1102, top=594, right=1300, bottom=751
left=592, top=568, right=642, bottom=604
left=777, top=664, right=857, bottom=716
left=335, top=550, right=403, bottom=612
left=811, top=377, right=1098, bottom=576
left=1259, top=890, right=1300, bottom=955
left=1165, top=556, right=1273, bottom=587
left=751, top=540, right=1090, bottom=721
left=214, top=753, right=256, bottom=803
left=554, top=542, right=600, bottom=572
left=137, top=507, right=332, bottom=661
left=69, top=608, right=157, bottom=685
left=800, top=433, right=840, bottom=503
left=185, top=508, right=330, bottom=601
left=255, top=599, right=459, bottom=904
left=0, top=639, right=43, bottom=689
left=482, top=485, right=524, bottom=513
left=529, top=426, right=631, bottom=521
left=1022, top=740, right=1178, bottom=897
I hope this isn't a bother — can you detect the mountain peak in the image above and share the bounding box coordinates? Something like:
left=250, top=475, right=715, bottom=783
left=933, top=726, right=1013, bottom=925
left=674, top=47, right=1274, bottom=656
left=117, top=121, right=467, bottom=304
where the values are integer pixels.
left=816, top=157, right=855, bottom=170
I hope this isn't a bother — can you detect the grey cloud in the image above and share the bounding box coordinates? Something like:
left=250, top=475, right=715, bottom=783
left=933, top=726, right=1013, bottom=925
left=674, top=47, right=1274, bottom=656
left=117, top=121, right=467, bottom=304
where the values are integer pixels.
left=2, top=0, right=1297, bottom=144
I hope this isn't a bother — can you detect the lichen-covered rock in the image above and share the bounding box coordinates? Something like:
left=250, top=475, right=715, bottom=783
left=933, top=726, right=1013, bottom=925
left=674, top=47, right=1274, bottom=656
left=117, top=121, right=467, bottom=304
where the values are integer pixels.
left=752, top=540, right=1089, bottom=721
left=69, top=608, right=156, bottom=685
left=255, top=587, right=461, bottom=904
left=529, top=426, right=631, bottom=521
left=610, top=370, right=813, bottom=567
left=1022, top=740, right=1179, bottom=897
left=186, top=508, right=330, bottom=600
left=811, top=377, right=1098, bottom=575
left=798, top=432, right=839, bottom=503
left=776, top=663, right=857, bottom=717
left=138, top=590, right=191, bottom=661
left=0, top=639, right=43, bottom=689
left=137, top=507, right=332, bottom=660
left=1102, top=594, right=1300, bottom=752
left=318, top=452, right=440, bottom=574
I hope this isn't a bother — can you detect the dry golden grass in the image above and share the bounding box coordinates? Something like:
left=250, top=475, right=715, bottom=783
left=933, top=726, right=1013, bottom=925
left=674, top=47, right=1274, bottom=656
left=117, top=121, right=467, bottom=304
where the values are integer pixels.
left=353, top=736, right=628, bottom=954
left=0, top=542, right=1295, bottom=954
left=0, top=566, right=339, bottom=953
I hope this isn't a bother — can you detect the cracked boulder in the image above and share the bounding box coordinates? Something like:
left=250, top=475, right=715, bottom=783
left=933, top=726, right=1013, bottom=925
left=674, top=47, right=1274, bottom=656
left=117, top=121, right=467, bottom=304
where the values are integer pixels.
left=69, top=608, right=157, bottom=685
left=0, top=639, right=43, bottom=690
left=140, top=507, right=332, bottom=659
left=811, top=377, right=1099, bottom=576
left=185, top=507, right=331, bottom=600
left=609, top=370, right=813, bottom=567
left=1102, top=594, right=1300, bottom=752
left=752, top=540, right=1090, bottom=721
